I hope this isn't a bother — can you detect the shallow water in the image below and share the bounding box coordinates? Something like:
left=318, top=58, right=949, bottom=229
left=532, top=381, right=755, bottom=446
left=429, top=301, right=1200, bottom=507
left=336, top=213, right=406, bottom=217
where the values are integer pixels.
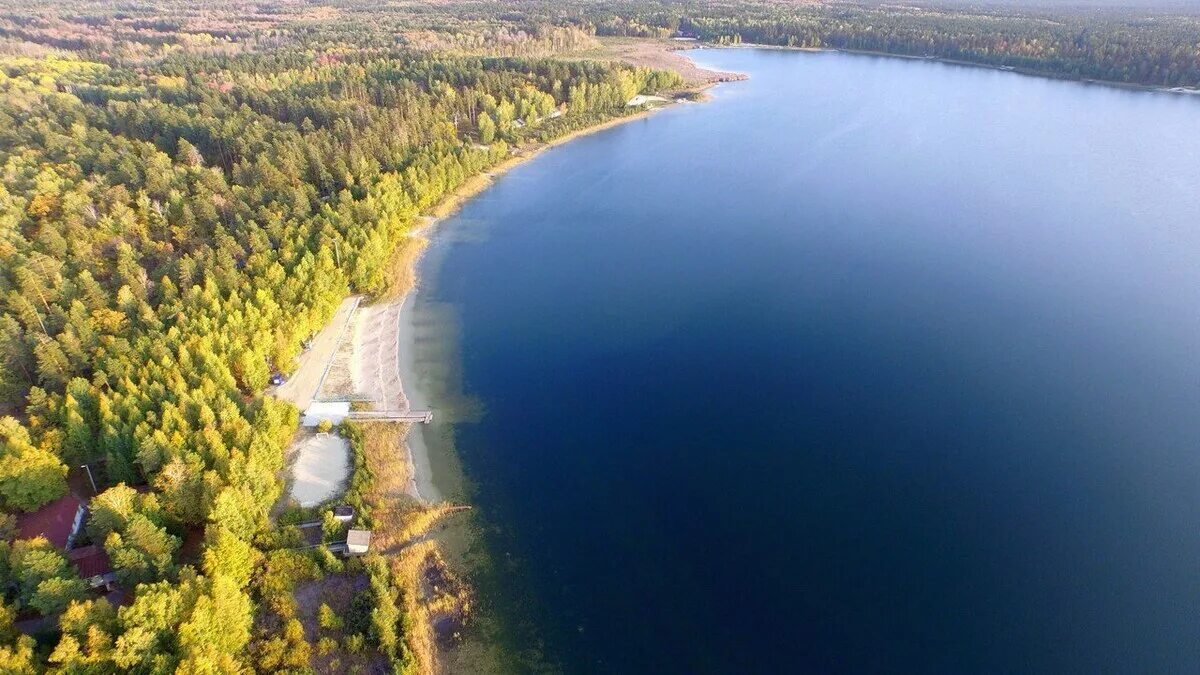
left=413, top=49, right=1200, bottom=672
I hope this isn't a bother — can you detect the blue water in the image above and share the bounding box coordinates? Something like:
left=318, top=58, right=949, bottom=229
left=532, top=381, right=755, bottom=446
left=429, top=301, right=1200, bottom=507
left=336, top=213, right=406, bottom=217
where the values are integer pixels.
left=416, top=49, right=1200, bottom=673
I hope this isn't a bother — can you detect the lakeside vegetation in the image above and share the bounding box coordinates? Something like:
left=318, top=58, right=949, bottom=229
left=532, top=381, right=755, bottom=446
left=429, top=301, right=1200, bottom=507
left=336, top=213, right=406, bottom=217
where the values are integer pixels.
left=0, top=0, right=1197, bottom=671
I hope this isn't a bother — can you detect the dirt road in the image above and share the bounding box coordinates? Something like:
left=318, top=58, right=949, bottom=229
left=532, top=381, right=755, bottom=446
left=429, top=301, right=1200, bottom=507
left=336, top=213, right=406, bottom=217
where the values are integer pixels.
left=273, top=296, right=360, bottom=412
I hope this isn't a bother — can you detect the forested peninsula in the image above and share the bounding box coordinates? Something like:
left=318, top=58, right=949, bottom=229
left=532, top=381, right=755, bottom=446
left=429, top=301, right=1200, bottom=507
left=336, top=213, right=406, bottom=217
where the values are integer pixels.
left=0, top=0, right=1197, bottom=673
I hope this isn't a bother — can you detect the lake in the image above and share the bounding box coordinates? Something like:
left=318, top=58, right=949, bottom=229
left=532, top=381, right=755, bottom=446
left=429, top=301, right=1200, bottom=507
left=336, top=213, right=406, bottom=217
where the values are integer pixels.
left=410, top=49, right=1200, bottom=672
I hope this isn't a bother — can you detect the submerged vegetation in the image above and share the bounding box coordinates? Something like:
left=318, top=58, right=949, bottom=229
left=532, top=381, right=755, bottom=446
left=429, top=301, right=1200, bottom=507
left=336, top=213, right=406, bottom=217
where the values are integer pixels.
left=0, top=0, right=1195, bottom=671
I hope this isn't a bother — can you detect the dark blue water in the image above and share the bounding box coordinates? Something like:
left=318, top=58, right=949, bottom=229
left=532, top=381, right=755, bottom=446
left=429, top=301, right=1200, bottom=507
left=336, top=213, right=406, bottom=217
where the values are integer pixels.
left=419, top=49, right=1200, bottom=673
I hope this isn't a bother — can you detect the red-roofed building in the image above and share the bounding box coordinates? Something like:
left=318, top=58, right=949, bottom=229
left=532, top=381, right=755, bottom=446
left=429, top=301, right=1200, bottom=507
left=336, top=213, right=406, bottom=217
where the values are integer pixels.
left=16, top=495, right=85, bottom=550
left=68, top=545, right=117, bottom=590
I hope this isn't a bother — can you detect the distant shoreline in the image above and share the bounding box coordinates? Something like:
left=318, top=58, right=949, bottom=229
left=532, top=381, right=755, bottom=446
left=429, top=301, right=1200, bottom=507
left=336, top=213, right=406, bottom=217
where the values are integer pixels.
left=720, top=42, right=1200, bottom=96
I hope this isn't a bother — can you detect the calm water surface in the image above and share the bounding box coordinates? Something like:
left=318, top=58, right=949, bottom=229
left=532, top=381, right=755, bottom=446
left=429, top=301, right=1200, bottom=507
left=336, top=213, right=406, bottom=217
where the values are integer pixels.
left=415, top=49, right=1200, bottom=672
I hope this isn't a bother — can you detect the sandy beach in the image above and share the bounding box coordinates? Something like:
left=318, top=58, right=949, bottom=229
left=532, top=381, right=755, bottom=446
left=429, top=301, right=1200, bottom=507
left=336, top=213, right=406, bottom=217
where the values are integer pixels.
left=396, top=290, right=442, bottom=503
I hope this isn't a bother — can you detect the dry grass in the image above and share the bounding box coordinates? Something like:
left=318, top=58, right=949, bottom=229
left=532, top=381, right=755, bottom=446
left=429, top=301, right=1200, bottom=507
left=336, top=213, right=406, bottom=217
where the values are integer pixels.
left=393, top=541, right=440, bottom=674
left=359, top=422, right=420, bottom=524
left=573, top=37, right=748, bottom=87
left=357, top=422, right=473, bottom=675
left=391, top=541, right=471, bottom=675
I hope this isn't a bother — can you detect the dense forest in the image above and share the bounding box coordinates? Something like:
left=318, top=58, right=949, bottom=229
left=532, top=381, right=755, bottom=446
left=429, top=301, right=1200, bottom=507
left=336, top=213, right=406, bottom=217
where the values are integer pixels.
left=520, top=0, right=1200, bottom=87
left=677, top=5, right=1200, bottom=87
left=0, top=0, right=1197, bottom=671
left=3, top=0, right=1199, bottom=86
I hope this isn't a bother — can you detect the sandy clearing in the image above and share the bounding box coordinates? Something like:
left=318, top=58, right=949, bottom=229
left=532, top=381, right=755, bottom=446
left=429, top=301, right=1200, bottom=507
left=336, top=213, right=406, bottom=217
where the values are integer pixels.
left=289, top=430, right=351, bottom=506
left=583, top=37, right=747, bottom=87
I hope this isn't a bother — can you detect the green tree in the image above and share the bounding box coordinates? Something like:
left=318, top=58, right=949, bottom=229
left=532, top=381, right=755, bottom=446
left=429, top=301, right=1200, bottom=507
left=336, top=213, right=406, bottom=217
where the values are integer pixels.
left=202, top=526, right=261, bottom=589
left=178, top=576, right=253, bottom=663
left=0, top=634, right=38, bottom=675
left=87, top=483, right=143, bottom=540
left=105, top=514, right=180, bottom=586
left=477, top=112, right=496, bottom=144
left=49, top=598, right=120, bottom=671
left=29, top=576, right=89, bottom=616
left=208, top=486, right=262, bottom=540
left=175, top=138, right=205, bottom=168
left=253, top=617, right=311, bottom=672
left=8, top=538, right=87, bottom=614
left=0, top=417, right=68, bottom=511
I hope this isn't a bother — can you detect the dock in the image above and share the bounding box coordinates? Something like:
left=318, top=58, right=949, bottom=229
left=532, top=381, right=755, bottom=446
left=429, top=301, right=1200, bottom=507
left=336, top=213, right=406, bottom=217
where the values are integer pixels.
left=348, top=410, right=434, bottom=424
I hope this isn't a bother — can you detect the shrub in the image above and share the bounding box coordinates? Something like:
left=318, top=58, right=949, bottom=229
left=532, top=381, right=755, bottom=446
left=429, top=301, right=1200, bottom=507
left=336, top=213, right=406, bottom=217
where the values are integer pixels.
left=318, top=603, right=342, bottom=631
left=344, top=633, right=366, bottom=655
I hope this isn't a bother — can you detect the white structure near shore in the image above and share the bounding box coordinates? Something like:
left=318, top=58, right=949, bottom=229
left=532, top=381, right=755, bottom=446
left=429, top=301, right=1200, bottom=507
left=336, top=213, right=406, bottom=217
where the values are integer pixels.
left=301, top=400, right=351, bottom=427
left=626, top=94, right=670, bottom=107
left=346, top=529, right=372, bottom=556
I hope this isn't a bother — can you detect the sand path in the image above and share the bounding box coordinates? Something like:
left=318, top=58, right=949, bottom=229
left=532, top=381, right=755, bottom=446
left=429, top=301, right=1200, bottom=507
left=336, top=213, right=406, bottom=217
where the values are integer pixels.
left=273, top=296, right=360, bottom=411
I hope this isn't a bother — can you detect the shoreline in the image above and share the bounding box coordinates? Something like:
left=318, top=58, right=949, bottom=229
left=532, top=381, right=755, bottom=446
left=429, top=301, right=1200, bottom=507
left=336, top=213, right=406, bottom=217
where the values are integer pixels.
left=376, top=93, right=709, bottom=675
left=396, top=287, right=440, bottom=504
left=276, top=47, right=729, bottom=672
left=721, top=42, right=1200, bottom=95
left=394, top=102, right=685, bottom=507
left=280, top=54, right=724, bottom=511
left=277, top=41, right=1199, bottom=672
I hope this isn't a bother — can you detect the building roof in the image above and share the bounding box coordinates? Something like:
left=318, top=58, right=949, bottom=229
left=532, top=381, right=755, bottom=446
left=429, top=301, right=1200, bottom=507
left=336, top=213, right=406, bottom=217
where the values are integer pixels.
left=68, top=545, right=113, bottom=579
left=16, top=495, right=84, bottom=549
left=333, top=505, right=354, bottom=519
left=346, top=529, right=372, bottom=553
left=301, top=401, right=350, bottom=427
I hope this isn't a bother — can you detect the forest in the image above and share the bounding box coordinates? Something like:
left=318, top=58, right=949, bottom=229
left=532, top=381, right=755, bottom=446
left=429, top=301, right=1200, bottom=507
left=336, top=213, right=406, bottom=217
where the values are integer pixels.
left=0, top=0, right=1196, bottom=672
left=456, top=0, right=1200, bottom=87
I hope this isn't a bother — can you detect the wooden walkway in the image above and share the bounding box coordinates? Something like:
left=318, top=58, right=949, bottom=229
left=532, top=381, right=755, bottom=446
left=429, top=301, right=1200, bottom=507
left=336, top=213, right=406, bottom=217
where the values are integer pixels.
left=348, top=410, right=434, bottom=424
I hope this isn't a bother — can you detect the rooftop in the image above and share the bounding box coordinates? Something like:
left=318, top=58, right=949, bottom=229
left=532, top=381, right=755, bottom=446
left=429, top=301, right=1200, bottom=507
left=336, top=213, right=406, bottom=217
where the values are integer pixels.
left=346, top=528, right=372, bottom=554
left=68, top=544, right=113, bottom=580
left=16, top=495, right=84, bottom=549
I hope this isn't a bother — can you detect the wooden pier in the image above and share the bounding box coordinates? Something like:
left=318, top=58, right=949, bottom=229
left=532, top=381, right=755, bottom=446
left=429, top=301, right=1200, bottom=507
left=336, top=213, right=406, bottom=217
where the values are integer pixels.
left=348, top=410, right=434, bottom=424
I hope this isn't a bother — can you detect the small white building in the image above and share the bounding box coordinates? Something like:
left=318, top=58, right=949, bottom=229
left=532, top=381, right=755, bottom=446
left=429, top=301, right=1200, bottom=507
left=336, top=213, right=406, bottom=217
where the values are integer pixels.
left=346, top=529, right=372, bottom=556
left=626, top=94, right=670, bottom=108
left=301, top=400, right=351, bottom=427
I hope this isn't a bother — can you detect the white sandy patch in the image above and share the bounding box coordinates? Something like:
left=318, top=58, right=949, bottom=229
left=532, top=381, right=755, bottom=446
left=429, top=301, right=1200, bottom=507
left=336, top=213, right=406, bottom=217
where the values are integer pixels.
left=352, top=302, right=409, bottom=412
left=289, top=432, right=351, bottom=506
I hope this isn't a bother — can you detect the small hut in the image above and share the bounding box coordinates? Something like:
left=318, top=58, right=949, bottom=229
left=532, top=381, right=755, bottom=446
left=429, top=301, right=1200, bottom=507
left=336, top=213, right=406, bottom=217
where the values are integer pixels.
left=345, top=529, right=372, bottom=556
